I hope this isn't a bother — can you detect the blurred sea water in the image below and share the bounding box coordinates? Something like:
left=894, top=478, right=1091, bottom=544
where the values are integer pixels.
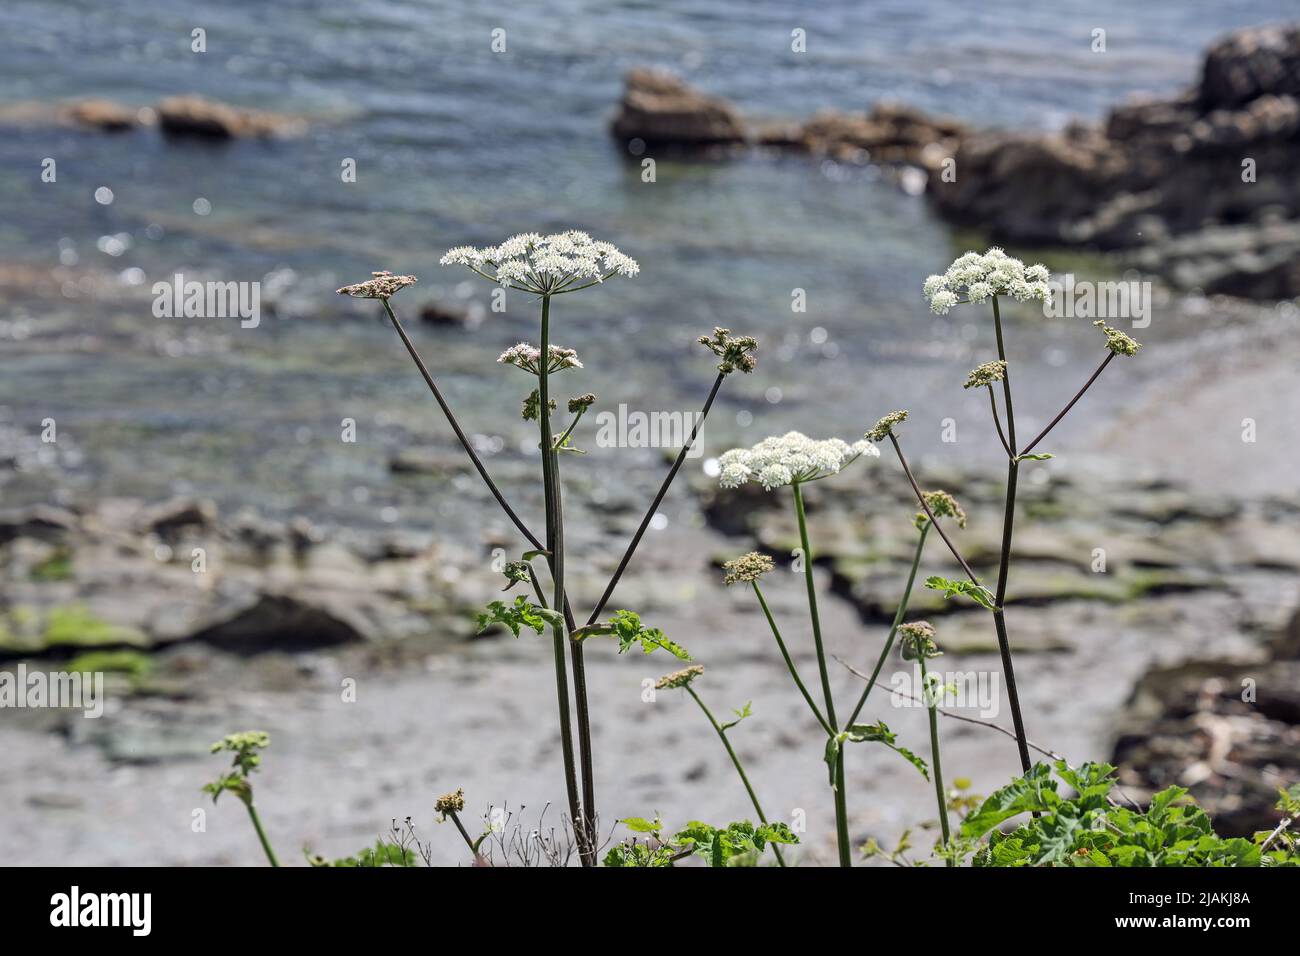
left=0, top=0, right=1292, bottom=535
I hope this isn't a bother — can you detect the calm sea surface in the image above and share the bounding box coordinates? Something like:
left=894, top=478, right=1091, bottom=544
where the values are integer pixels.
left=0, top=1, right=1289, bottom=536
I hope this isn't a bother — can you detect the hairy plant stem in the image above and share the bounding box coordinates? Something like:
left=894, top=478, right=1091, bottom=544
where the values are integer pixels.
left=845, top=522, right=930, bottom=727
left=751, top=581, right=833, bottom=737
left=537, top=294, right=590, bottom=864
left=585, top=372, right=725, bottom=626
left=244, top=801, right=279, bottom=867
left=685, top=686, right=787, bottom=867
left=791, top=482, right=850, bottom=866
left=990, top=295, right=1032, bottom=774
left=918, top=657, right=951, bottom=862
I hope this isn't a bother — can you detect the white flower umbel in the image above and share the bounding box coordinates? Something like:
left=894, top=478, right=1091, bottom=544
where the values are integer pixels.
left=441, top=230, right=639, bottom=295
left=718, top=431, right=878, bottom=491
left=922, top=248, right=1051, bottom=315
left=497, top=342, right=583, bottom=374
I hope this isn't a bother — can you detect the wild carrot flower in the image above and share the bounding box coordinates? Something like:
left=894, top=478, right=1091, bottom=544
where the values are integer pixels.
left=963, top=360, right=1008, bottom=390
left=336, top=270, right=418, bottom=299
left=498, top=342, right=584, bottom=374
left=698, top=327, right=759, bottom=375
left=922, top=248, right=1051, bottom=314
left=717, top=432, right=877, bottom=491
left=440, top=231, right=639, bottom=294
left=722, top=552, right=775, bottom=585
left=655, top=664, right=705, bottom=690
left=1094, top=321, right=1142, bottom=356
left=866, top=410, right=909, bottom=443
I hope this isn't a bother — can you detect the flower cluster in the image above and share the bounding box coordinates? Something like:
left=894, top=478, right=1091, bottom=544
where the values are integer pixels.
left=498, top=342, right=583, bottom=374
left=336, top=270, right=418, bottom=300
left=568, top=393, right=596, bottom=413
left=963, top=360, right=1008, bottom=390
left=655, top=664, right=705, bottom=690
left=922, top=248, right=1051, bottom=314
left=898, top=621, right=941, bottom=660
left=697, top=327, right=758, bottom=375
left=435, top=788, right=466, bottom=819
left=441, top=231, right=639, bottom=294
left=722, top=552, right=774, bottom=585
left=1095, top=321, right=1142, bottom=356
left=919, top=490, right=967, bottom=529
left=866, top=409, right=908, bottom=443
left=718, top=432, right=877, bottom=491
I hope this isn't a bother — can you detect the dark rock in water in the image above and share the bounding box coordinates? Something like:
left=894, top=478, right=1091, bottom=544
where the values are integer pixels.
left=187, top=594, right=365, bottom=653
left=1199, top=23, right=1300, bottom=109
left=792, top=102, right=965, bottom=169
left=927, top=23, right=1300, bottom=298
left=419, top=300, right=485, bottom=328
left=0, top=505, right=78, bottom=544
left=137, top=497, right=218, bottom=538
left=155, top=94, right=304, bottom=139
left=66, top=99, right=141, bottom=132
left=610, top=69, right=748, bottom=146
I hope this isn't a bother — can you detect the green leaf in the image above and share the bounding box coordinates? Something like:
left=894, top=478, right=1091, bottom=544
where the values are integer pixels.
left=474, top=595, right=551, bottom=638
left=620, top=816, right=661, bottom=834
left=719, top=701, right=753, bottom=732
left=961, top=763, right=1059, bottom=839
left=924, top=575, right=997, bottom=611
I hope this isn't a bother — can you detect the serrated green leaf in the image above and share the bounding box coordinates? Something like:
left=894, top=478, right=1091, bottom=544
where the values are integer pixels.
left=924, top=575, right=998, bottom=611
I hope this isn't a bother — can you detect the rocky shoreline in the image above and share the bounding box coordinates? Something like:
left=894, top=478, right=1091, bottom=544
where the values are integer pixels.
left=610, top=23, right=1300, bottom=299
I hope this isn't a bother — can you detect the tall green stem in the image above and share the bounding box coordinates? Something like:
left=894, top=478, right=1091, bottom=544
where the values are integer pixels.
left=751, top=581, right=833, bottom=737
left=244, top=801, right=279, bottom=867
left=537, top=294, right=588, bottom=863
left=791, top=482, right=849, bottom=867
left=845, top=522, right=930, bottom=727
left=990, top=295, right=1032, bottom=774
left=918, top=657, right=951, bottom=862
left=685, top=686, right=787, bottom=867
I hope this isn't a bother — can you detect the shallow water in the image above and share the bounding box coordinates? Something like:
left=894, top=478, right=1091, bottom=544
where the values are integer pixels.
left=0, top=0, right=1292, bottom=536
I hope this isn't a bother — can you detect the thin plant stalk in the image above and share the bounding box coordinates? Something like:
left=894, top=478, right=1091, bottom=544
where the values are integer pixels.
left=684, top=686, right=787, bottom=867
left=536, top=294, right=588, bottom=863
left=887, top=435, right=979, bottom=586
left=1020, top=351, right=1115, bottom=456
left=918, top=656, right=951, bottom=863
left=585, top=372, right=725, bottom=625
left=790, top=482, right=850, bottom=867
left=244, top=802, right=279, bottom=867
left=988, top=295, right=1032, bottom=774
left=845, top=522, right=930, bottom=727
left=751, top=581, right=833, bottom=737
left=381, top=299, right=543, bottom=551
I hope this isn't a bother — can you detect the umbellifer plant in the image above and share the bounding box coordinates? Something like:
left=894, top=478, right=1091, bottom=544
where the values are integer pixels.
left=338, top=232, right=757, bottom=866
